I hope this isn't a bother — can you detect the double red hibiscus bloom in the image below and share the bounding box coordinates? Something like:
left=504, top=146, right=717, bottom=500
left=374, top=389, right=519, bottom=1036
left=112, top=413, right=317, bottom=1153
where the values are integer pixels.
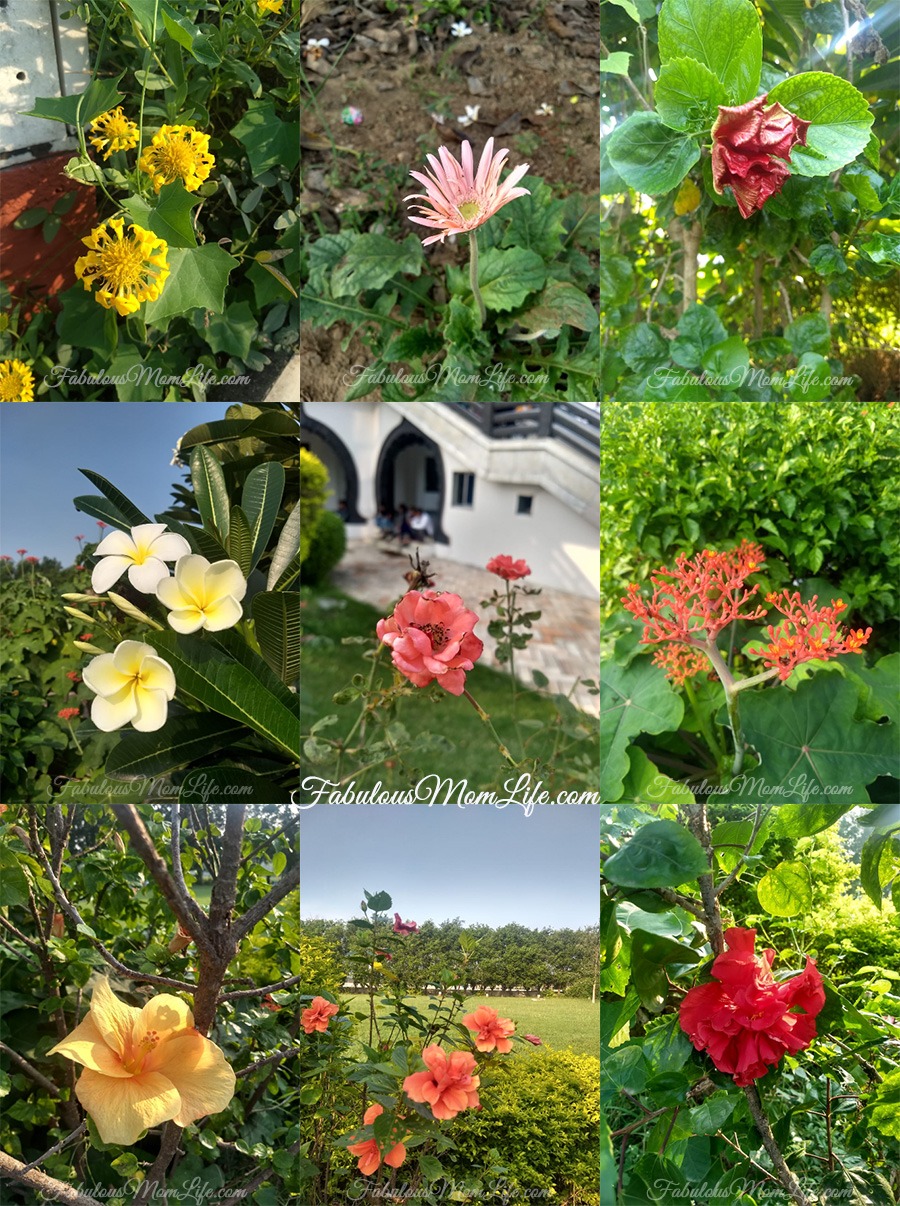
left=679, top=927, right=825, bottom=1087
left=711, top=95, right=811, bottom=220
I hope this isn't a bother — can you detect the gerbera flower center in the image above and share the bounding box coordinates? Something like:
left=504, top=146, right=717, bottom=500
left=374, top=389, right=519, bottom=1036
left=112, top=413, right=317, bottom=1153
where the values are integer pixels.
left=410, top=621, right=448, bottom=649
left=458, top=201, right=480, bottom=221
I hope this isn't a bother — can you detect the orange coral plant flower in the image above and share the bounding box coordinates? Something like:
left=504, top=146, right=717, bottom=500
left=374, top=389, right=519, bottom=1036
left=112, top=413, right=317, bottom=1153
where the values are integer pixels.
left=402, top=1045, right=481, bottom=1119
left=46, top=978, right=235, bottom=1145
left=462, top=1004, right=516, bottom=1053
left=301, top=995, right=339, bottom=1034
left=346, top=1103, right=408, bottom=1176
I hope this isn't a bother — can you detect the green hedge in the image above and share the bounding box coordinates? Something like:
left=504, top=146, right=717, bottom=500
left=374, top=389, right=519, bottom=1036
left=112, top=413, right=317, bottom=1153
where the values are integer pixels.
left=300, top=509, right=347, bottom=586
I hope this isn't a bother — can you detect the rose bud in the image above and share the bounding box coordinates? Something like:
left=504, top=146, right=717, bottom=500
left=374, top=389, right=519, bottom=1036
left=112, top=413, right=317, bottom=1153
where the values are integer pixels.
left=711, top=95, right=810, bottom=220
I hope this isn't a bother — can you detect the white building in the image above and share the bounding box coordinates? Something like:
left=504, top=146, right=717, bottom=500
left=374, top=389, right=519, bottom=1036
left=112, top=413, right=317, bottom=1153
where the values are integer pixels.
left=300, top=402, right=600, bottom=600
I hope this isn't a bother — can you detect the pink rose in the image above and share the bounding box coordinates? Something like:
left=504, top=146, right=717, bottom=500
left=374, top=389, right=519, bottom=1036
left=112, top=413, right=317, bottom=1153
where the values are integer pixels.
left=711, top=95, right=811, bottom=219
left=486, top=554, right=531, bottom=580
left=377, top=590, right=483, bottom=696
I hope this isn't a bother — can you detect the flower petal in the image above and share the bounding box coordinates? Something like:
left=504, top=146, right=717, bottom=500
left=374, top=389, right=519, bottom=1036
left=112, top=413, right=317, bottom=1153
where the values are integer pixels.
left=47, top=1009, right=131, bottom=1077
left=92, top=555, right=132, bottom=594
left=199, top=595, right=243, bottom=632
left=153, top=1031, right=236, bottom=1125
left=86, top=978, right=142, bottom=1060
left=75, top=1067, right=180, bottom=1146
left=128, top=557, right=171, bottom=594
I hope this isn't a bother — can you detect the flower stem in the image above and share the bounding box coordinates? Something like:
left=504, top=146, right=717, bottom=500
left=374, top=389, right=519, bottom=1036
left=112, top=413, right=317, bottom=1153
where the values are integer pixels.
left=469, top=231, right=486, bottom=328
left=683, top=676, right=724, bottom=765
left=462, top=689, right=516, bottom=767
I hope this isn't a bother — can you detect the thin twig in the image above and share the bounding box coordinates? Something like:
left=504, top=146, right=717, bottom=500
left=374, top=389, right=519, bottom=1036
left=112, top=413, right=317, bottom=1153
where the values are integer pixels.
left=235, top=1045, right=304, bottom=1078
left=231, top=861, right=300, bottom=944
left=219, top=974, right=303, bottom=1002
left=0, top=1041, right=60, bottom=1096
left=20, top=1122, right=87, bottom=1174
left=715, top=803, right=770, bottom=897
left=600, top=36, right=652, bottom=110
left=170, top=801, right=209, bottom=928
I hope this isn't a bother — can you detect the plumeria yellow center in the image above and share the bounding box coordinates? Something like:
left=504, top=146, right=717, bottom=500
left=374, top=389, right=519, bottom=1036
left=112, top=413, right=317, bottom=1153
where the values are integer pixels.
left=75, top=217, right=170, bottom=317
left=0, top=359, right=35, bottom=403
left=139, top=125, right=215, bottom=194
left=123, top=1028, right=160, bottom=1074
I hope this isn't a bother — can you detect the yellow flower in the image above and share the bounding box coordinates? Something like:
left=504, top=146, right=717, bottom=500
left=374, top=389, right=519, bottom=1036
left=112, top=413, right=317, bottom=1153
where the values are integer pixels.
left=0, top=359, right=35, bottom=402
left=156, top=555, right=247, bottom=633
left=89, top=107, right=139, bottom=160
left=258, top=0, right=283, bottom=12
left=139, top=125, right=216, bottom=194
left=47, top=978, right=236, bottom=1146
left=82, top=640, right=177, bottom=732
left=75, top=217, right=170, bottom=317
left=674, top=178, right=702, bottom=215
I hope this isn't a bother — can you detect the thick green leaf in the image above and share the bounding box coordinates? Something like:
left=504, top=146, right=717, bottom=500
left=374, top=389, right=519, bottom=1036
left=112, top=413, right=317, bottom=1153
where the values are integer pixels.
left=228, top=506, right=253, bottom=578
left=768, top=72, right=874, bottom=177
left=689, top=1096, right=736, bottom=1135
left=105, top=714, right=247, bottom=779
left=604, top=820, right=710, bottom=889
left=267, top=504, right=300, bottom=590
left=252, top=591, right=300, bottom=685
left=860, top=831, right=893, bottom=910
left=207, top=627, right=297, bottom=712
left=658, top=0, right=762, bottom=104
left=631, top=929, right=702, bottom=1012
left=146, top=631, right=299, bottom=761
left=605, top=112, right=701, bottom=196
left=597, top=255, right=634, bottom=308
left=0, top=844, right=30, bottom=907
left=156, top=516, right=230, bottom=563
left=230, top=100, right=300, bottom=176
left=656, top=57, right=727, bottom=132
left=331, top=233, right=424, bottom=295
left=73, top=495, right=133, bottom=533
left=756, top=860, right=812, bottom=916
left=21, top=74, right=125, bottom=125
left=121, top=180, right=201, bottom=250
left=242, top=462, right=285, bottom=572
left=600, top=660, right=684, bottom=800
left=78, top=469, right=151, bottom=528
left=143, top=245, right=239, bottom=326
left=191, top=445, right=230, bottom=543
left=180, top=766, right=294, bottom=805
left=57, top=285, right=118, bottom=360
left=671, top=303, right=728, bottom=368
left=619, top=747, right=696, bottom=806
left=474, top=247, right=546, bottom=313
left=701, top=337, right=750, bottom=389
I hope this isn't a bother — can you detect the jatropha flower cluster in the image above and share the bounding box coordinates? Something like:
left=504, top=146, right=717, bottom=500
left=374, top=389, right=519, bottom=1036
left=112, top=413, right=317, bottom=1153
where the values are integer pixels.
left=622, top=541, right=871, bottom=687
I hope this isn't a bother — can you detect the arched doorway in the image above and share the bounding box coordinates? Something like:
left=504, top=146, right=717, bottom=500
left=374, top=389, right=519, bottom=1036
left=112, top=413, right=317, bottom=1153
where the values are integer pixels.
left=299, top=405, right=364, bottom=523
left=375, top=420, right=448, bottom=544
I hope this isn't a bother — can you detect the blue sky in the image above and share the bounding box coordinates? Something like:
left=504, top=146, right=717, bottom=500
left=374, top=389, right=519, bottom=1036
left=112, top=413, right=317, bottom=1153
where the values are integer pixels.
left=0, top=404, right=223, bottom=566
left=300, top=798, right=599, bottom=930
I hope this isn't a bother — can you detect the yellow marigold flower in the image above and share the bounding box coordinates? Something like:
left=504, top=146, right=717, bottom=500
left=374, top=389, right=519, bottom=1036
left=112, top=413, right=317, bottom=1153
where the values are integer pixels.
left=258, top=0, right=283, bottom=12
left=47, top=978, right=236, bottom=1146
left=0, top=359, right=35, bottom=403
left=139, top=124, right=215, bottom=194
left=88, top=107, right=139, bottom=160
left=75, top=216, right=170, bottom=317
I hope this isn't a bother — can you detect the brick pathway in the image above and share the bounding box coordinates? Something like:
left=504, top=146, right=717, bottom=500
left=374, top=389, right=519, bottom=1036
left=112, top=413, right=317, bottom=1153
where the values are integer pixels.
left=328, top=538, right=601, bottom=715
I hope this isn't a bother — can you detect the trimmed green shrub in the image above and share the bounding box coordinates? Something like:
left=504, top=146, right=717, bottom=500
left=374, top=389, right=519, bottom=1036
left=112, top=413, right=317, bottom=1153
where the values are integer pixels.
left=300, top=448, right=329, bottom=564
left=299, top=934, right=344, bottom=996
left=442, top=1046, right=601, bottom=1203
left=300, top=509, right=347, bottom=586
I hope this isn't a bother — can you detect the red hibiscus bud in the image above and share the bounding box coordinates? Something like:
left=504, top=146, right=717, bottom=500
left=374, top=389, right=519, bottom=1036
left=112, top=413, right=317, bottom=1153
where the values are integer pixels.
left=711, top=94, right=810, bottom=220
left=51, top=913, right=65, bottom=939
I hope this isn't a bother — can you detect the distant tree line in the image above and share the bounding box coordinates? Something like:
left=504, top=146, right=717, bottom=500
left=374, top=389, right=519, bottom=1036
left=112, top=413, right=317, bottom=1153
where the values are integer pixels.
left=300, top=916, right=600, bottom=996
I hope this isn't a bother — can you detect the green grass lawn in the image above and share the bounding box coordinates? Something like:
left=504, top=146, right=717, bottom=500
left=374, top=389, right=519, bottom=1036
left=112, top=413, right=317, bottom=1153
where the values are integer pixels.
left=342, top=993, right=599, bottom=1059
left=300, top=585, right=596, bottom=788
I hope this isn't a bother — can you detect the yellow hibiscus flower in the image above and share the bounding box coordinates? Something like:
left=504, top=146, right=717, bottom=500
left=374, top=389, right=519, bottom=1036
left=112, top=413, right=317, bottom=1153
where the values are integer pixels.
left=47, top=978, right=235, bottom=1145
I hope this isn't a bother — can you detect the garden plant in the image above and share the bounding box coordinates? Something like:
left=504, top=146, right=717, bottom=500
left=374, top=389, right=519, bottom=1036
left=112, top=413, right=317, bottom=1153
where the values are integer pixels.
left=1, top=0, right=300, bottom=401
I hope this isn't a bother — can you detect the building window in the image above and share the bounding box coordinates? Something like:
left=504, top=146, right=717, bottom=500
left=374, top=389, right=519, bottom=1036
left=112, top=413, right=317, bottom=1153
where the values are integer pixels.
left=425, top=456, right=439, bottom=493
left=453, top=472, right=475, bottom=507
left=517, top=495, right=532, bottom=515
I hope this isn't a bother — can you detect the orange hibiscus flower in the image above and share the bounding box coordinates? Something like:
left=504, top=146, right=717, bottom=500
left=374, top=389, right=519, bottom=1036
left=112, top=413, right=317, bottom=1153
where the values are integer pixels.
left=346, top=1103, right=408, bottom=1176
left=402, top=1045, right=480, bottom=1119
left=462, top=1004, right=516, bottom=1053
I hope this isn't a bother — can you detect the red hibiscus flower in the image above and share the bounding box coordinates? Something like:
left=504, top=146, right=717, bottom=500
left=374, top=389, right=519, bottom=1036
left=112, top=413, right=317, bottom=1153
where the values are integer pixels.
left=301, top=995, right=339, bottom=1034
left=679, top=927, right=825, bottom=1087
left=393, top=912, right=418, bottom=936
left=377, top=590, right=483, bottom=696
left=711, top=95, right=811, bottom=219
left=403, top=1045, right=481, bottom=1119
left=486, top=554, right=532, bottom=580
left=346, top=1103, right=408, bottom=1176
left=523, top=1034, right=542, bottom=1046
left=462, top=1004, right=516, bottom=1053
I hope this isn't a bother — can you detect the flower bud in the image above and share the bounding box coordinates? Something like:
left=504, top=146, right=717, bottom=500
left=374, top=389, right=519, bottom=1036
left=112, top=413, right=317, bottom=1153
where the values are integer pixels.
left=112, top=832, right=126, bottom=854
left=51, top=913, right=65, bottom=939
left=168, top=923, right=193, bottom=954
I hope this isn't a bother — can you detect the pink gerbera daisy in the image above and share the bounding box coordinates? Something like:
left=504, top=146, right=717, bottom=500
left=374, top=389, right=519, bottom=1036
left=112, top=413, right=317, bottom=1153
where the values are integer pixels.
left=404, top=137, right=531, bottom=246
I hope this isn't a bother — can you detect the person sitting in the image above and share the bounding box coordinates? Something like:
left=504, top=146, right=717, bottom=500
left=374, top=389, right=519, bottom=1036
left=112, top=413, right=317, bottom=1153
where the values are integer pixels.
left=375, top=504, right=394, bottom=540
left=336, top=499, right=349, bottom=522
left=409, top=507, right=434, bottom=541
left=395, top=504, right=412, bottom=547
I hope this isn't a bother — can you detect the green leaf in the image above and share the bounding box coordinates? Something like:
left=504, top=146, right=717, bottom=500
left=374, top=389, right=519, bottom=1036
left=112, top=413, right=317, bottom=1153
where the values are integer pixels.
left=600, top=660, right=683, bottom=800
left=658, top=0, right=761, bottom=103
left=57, top=285, right=118, bottom=360
left=620, top=323, right=670, bottom=375
left=230, top=100, right=300, bottom=176
left=604, top=820, right=710, bottom=889
left=191, top=444, right=230, bottom=543
left=656, top=57, right=727, bottom=133
left=146, top=631, right=300, bottom=761
left=78, top=469, right=151, bottom=528
left=619, top=746, right=696, bottom=806
left=198, top=300, right=257, bottom=359
left=513, top=281, right=598, bottom=335
left=631, top=929, right=702, bottom=1012
left=768, top=72, right=874, bottom=176
left=808, top=244, right=847, bottom=276
left=0, top=844, right=29, bottom=907
left=841, top=170, right=882, bottom=213
left=266, top=504, right=300, bottom=590
left=671, top=303, right=728, bottom=368
left=14, top=207, right=49, bottom=229
left=242, top=462, right=285, bottom=573
left=860, top=831, right=893, bottom=910
left=273, top=851, right=286, bottom=875
left=605, top=112, right=701, bottom=195
left=600, top=51, right=632, bottom=75
left=756, top=860, right=812, bottom=916
left=180, top=766, right=294, bottom=805
left=20, top=74, right=125, bottom=125
left=784, top=312, right=831, bottom=357
left=105, top=714, right=247, bottom=778
left=73, top=495, right=133, bottom=532
left=701, top=337, right=750, bottom=390
left=788, top=352, right=832, bottom=402
left=330, top=233, right=424, bottom=295
left=689, top=1096, right=736, bottom=1135
left=252, top=591, right=301, bottom=685
left=476, top=246, right=545, bottom=312
left=121, top=179, right=201, bottom=249
left=227, top=506, right=253, bottom=578
left=858, top=232, right=900, bottom=266
left=598, top=255, right=634, bottom=308
left=143, top=244, right=239, bottom=326
left=209, top=628, right=297, bottom=712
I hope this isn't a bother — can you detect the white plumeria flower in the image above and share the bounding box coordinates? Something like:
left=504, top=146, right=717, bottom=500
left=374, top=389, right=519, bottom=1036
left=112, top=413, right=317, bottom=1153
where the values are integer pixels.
left=156, top=555, right=247, bottom=634
left=306, top=37, right=330, bottom=48
left=91, top=523, right=192, bottom=595
left=450, top=21, right=472, bottom=37
left=457, top=104, right=480, bottom=126
left=535, top=103, right=554, bottom=115
left=83, top=641, right=176, bottom=732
